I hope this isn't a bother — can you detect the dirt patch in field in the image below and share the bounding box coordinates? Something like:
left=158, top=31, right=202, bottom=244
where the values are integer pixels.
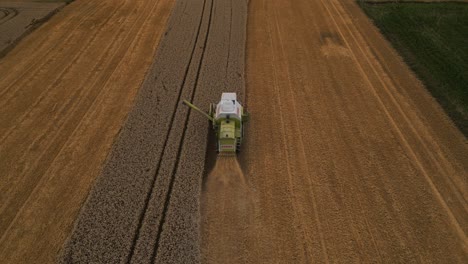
left=0, top=1, right=66, bottom=58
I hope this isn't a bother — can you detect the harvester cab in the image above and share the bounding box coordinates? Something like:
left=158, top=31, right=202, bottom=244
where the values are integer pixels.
left=183, top=93, right=249, bottom=154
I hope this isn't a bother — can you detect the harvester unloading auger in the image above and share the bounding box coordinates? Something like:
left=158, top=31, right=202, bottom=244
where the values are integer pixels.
left=183, top=93, right=249, bottom=154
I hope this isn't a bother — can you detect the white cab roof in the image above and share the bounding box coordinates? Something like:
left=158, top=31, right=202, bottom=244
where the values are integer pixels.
left=221, top=92, right=237, bottom=101
left=216, top=93, right=241, bottom=120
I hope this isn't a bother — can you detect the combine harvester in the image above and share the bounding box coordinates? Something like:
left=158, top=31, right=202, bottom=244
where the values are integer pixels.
left=183, top=93, right=249, bottom=154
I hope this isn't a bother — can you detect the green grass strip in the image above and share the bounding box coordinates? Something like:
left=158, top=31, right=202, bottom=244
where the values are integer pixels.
left=359, top=1, right=468, bottom=136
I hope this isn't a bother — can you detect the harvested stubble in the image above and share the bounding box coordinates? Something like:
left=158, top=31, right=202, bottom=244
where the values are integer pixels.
left=59, top=0, right=248, bottom=263
left=233, top=0, right=468, bottom=262
left=0, top=1, right=65, bottom=58
left=201, top=156, right=255, bottom=264
left=0, top=0, right=174, bottom=263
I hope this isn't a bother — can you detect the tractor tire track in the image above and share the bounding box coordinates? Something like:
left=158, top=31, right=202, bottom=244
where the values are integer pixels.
left=228, top=0, right=468, bottom=262
left=59, top=0, right=247, bottom=263
left=0, top=2, right=66, bottom=59
left=130, top=0, right=216, bottom=262
left=0, top=0, right=175, bottom=263
left=0, top=3, right=138, bottom=235
left=325, top=0, right=466, bottom=240
left=0, top=8, right=18, bottom=25
left=0, top=1, right=103, bottom=100
left=155, top=0, right=247, bottom=262
left=0, top=0, right=146, bottom=238
left=127, top=0, right=210, bottom=262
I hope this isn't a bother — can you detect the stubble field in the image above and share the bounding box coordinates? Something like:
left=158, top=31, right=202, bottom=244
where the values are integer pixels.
left=0, top=0, right=466, bottom=263
left=0, top=1, right=66, bottom=57
left=0, top=0, right=174, bottom=262
left=60, top=0, right=248, bottom=262
left=233, top=0, right=467, bottom=262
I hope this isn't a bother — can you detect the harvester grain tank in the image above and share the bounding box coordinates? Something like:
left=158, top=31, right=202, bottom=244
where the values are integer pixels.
left=183, top=93, right=249, bottom=154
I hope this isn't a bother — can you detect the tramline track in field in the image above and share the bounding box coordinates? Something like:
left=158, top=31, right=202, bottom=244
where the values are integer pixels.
left=126, top=0, right=213, bottom=261
left=0, top=8, right=18, bottom=25
left=60, top=0, right=247, bottom=263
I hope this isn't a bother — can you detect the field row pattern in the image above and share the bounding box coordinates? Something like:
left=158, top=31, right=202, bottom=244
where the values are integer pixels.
left=59, top=0, right=247, bottom=263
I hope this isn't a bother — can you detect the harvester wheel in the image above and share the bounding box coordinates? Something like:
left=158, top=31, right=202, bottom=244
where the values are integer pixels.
left=209, top=103, right=215, bottom=116
left=242, top=112, right=249, bottom=122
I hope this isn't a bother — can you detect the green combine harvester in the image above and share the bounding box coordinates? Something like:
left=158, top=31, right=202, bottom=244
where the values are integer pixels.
left=183, top=93, right=249, bottom=154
